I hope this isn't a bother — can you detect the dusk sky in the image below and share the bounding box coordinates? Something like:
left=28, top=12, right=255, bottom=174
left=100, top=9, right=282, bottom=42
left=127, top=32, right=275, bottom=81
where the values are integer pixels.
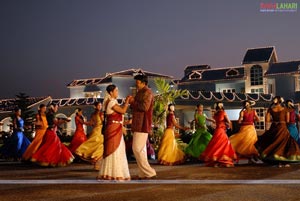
left=0, top=0, right=299, bottom=99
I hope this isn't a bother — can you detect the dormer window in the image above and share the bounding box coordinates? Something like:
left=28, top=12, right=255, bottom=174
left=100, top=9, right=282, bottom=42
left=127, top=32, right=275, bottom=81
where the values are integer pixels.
left=226, top=69, right=239, bottom=77
left=188, top=71, right=202, bottom=80
left=250, top=65, right=263, bottom=86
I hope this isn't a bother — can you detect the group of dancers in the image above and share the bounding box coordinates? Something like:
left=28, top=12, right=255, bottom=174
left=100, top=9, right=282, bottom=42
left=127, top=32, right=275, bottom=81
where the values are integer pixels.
left=1, top=103, right=74, bottom=166
left=0, top=74, right=158, bottom=181
left=157, top=96, right=300, bottom=168
left=2, top=84, right=300, bottom=181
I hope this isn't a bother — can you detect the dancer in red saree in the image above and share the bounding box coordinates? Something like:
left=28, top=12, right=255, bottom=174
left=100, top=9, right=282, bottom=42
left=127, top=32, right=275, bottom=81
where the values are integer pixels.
left=68, top=108, right=88, bottom=154
left=31, top=103, right=74, bottom=167
left=200, top=102, right=236, bottom=167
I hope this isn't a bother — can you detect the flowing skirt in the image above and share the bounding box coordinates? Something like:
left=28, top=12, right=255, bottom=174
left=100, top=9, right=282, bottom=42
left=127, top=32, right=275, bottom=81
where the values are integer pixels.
left=185, top=128, right=212, bottom=158
left=68, top=129, right=87, bottom=153
left=75, top=125, right=104, bottom=164
left=158, top=128, right=185, bottom=165
left=31, top=129, right=74, bottom=166
left=98, top=136, right=130, bottom=180
left=22, top=128, right=47, bottom=161
left=1, top=131, right=31, bottom=160
left=200, top=127, right=236, bottom=167
left=287, top=123, right=299, bottom=143
left=255, top=123, right=300, bottom=163
left=229, top=125, right=259, bottom=159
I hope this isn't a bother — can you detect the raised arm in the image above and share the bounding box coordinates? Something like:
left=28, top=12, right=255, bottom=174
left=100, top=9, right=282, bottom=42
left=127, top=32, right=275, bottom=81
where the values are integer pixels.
left=111, top=97, right=130, bottom=114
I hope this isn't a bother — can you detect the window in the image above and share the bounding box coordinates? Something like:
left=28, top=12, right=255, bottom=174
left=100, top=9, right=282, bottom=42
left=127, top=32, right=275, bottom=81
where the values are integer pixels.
left=222, top=88, right=236, bottom=93
left=250, top=65, right=263, bottom=86
left=84, top=91, right=101, bottom=98
left=251, top=88, right=263, bottom=94
left=254, top=108, right=265, bottom=130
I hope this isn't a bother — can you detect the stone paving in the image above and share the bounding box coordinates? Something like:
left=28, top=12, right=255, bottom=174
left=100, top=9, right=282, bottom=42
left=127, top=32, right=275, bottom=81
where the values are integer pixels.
left=1, top=159, right=300, bottom=201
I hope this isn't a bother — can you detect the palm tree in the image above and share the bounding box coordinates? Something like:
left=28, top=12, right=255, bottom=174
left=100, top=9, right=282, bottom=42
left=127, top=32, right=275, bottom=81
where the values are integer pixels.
left=151, top=78, right=188, bottom=151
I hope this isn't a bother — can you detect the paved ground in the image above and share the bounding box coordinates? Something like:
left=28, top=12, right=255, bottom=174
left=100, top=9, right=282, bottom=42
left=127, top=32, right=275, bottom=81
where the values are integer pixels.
left=1, top=159, right=300, bottom=201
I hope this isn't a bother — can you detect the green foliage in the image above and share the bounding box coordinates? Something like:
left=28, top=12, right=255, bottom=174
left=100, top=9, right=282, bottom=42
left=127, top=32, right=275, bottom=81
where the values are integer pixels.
left=153, top=78, right=188, bottom=127
left=151, top=78, right=188, bottom=151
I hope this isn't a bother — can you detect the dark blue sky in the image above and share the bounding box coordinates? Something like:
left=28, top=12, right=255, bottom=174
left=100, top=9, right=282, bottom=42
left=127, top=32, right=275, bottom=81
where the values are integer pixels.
left=0, top=0, right=299, bottom=99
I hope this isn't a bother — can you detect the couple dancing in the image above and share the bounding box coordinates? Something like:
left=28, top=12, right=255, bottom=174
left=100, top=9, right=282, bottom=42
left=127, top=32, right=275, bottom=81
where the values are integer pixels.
left=97, top=74, right=157, bottom=181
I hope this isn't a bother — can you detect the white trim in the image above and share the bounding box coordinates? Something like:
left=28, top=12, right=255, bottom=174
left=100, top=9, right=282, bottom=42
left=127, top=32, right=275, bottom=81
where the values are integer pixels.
left=226, top=68, right=240, bottom=77
left=188, top=71, right=202, bottom=80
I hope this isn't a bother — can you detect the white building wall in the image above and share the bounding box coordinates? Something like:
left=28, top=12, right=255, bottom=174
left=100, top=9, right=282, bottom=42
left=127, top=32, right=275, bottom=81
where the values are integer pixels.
left=69, top=87, right=85, bottom=98
left=215, top=81, right=244, bottom=93
left=244, top=62, right=270, bottom=93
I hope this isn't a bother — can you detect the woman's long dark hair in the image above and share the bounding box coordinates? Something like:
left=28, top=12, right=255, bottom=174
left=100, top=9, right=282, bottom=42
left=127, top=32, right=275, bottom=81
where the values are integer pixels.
left=106, top=84, right=117, bottom=94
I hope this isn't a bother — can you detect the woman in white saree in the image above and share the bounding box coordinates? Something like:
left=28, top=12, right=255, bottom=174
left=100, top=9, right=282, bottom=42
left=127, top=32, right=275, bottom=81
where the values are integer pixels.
left=97, top=84, right=131, bottom=181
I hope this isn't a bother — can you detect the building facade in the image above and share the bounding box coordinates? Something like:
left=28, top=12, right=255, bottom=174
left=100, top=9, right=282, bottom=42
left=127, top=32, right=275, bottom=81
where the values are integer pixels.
left=1, top=47, right=300, bottom=136
left=175, top=46, right=300, bottom=134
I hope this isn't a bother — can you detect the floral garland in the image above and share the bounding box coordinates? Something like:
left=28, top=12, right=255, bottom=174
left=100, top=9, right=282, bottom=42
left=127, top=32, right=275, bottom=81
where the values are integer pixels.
left=179, top=90, right=273, bottom=102
left=211, top=92, right=224, bottom=101
left=222, top=92, right=236, bottom=102
left=49, top=90, right=274, bottom=107
left=50, top=97, right=105, bottom=107
left=58, top=99, right=69, bottom=107
left=246, top=93, right=259, bottom=101
left=67, top=99, right=77, bottom=106
left=200, top=91, right=212, bottom=101
left=234, top=93, right=246, bottom=101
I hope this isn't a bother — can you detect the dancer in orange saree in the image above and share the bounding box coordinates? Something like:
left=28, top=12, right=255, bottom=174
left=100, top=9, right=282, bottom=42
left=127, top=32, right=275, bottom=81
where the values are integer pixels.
left=229, top=100, right=260, bottom=164
left=23, top=104, right=48, bottom=161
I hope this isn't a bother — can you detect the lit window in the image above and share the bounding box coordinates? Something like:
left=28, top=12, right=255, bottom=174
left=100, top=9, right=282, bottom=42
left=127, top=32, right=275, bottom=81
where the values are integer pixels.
left=250, top=65, right=263, bottom=86
left=251, top=88, right=263, bottom=94
left=254, top=108, right=265, bottom=130
left=84, top=92, right=101, bottom=98
left=222, top=88, right=236, bottom=93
